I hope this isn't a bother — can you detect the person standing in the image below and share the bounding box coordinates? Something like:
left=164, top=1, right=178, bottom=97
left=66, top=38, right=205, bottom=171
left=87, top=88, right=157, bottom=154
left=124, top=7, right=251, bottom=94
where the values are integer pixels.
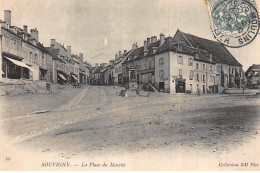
left=197, top=86, right=200, bottom=96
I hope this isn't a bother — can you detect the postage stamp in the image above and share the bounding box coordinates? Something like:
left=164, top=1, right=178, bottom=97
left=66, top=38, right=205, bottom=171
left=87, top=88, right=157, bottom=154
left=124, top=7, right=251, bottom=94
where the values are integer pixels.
left=207, top=0, right=260, bottom=47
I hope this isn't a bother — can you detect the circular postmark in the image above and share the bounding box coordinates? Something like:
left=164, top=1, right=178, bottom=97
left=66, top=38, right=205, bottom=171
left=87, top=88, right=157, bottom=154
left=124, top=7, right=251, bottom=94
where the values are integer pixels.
left=211, top=0, right=260, bottom=48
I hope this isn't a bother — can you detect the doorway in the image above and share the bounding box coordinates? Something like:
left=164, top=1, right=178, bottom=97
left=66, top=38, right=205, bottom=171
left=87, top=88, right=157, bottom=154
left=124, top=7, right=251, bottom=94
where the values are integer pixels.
left=176, top=80, right=185, bottom=93
left=159, top=82, right=164, bottom=92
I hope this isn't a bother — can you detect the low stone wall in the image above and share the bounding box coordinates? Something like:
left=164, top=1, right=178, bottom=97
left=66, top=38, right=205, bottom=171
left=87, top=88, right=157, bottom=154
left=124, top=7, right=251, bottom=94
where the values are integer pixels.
left=224, top=88, right=259, bottom=94
left=0, top=83, right=27, bottom=96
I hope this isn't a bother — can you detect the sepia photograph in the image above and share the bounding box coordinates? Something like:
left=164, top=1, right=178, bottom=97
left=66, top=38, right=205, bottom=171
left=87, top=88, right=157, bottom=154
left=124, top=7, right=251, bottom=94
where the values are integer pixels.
left=0, top=0, right=259, bottom=171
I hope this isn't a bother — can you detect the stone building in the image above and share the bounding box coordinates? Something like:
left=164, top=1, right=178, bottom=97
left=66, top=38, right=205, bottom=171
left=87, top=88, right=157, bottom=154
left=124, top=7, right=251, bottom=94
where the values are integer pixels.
left=245, top=64, right=260, bottom=89
left=154, top=37, right=217, bottom=94
left=46, top=47, right=66, bottom=84
left=112, top=50, right=130, bottom=86
left=0, top=10, right=53, bottom=82
left=122, top=30, right=243, bottom=94
left=91, top=65, right=104, bottom=85
left=173, top=30, right=243, bottom=93
left=84, top=61, right=92, bottom=84
left=122, top=36, right=160, bottom=91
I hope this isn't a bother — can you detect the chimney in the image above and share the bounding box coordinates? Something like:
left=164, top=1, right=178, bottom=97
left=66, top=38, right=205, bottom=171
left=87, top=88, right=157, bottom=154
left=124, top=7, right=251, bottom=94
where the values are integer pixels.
left=144, top=40, right=148, bottom=54
left=4, top=10, right=11, bottom=26
left=79, top=53, right=83, bottom=62
left=159, top=33, right=165, bottom=46
left=124, top=50, right=127, bottom=55
left=30, top=28, right=39, bottom=41
left=51, top=39, right=55, bottom=48
left=67, top=46, right=71, bottom=58
left=115, top=53, right=118, bottom=60
left=147, top=38, right=151, bottom=47
left=151, top=36, right=157, bottom=43
left=119, top=51, right=122, bottom=57
left=132, top=42, right=138, bottom=50
left=23, top=25, right=28, bottom=34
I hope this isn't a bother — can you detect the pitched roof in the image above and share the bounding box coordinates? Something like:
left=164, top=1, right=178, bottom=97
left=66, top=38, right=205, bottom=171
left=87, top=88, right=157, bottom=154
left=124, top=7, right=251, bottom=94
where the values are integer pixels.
left=45, top=47, right=64, bottom=62
left=154, top=37, right=215, bottom=64
left=92, top=66, right=103, bottom=74
left=245, top=64, right=260, bottom=76
left=177, top=30, right=241, bottom=66
left=123, top=46, right=146, bottom=63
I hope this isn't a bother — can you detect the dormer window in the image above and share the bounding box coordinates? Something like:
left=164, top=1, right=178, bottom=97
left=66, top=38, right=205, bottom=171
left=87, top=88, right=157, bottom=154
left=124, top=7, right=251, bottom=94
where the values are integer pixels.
left=178, top=45, right=182, bottom=51
left=195, top=53, right=199, bottom=59
left=209, top=54, right=213, bottom=62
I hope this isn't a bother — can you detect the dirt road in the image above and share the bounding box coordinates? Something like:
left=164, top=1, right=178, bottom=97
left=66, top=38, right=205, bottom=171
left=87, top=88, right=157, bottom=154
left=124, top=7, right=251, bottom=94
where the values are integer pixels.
left=0, top=86, right=260, bottom=170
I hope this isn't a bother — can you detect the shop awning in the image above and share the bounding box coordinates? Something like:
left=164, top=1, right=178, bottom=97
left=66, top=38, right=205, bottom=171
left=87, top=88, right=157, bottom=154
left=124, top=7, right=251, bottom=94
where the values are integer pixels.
left=58, top=73, right=67, bottom=80
left=1, top=70, right=4, bottom=74
left=71, top=74, right=78, bottom=80
left=5, top=57, right=32, bottom=70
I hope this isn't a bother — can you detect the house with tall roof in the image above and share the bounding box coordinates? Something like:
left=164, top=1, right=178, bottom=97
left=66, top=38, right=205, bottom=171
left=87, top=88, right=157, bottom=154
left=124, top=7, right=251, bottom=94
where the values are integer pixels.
left=173, top=30, right=243, bottom=92
left=122, top=30, right=243, bottom=94
left=152, top=30, right=243, bottom=94
left=245, top=64, right=260, bottom=89
left=91, top=65, right=104, bottom=85
left=154, top=35, right=217, bottom=94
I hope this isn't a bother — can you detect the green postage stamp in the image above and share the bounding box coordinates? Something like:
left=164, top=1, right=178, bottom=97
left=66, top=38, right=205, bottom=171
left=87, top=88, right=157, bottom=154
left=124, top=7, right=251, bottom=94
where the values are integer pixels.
left=207, top=0, right=260, bottom=47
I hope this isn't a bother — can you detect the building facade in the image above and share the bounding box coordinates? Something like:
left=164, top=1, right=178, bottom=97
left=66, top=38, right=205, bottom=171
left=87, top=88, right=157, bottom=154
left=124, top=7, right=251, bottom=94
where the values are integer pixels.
left=0, top=10, right=53, bottom=82
left=245, top=64, right=260, bottom=89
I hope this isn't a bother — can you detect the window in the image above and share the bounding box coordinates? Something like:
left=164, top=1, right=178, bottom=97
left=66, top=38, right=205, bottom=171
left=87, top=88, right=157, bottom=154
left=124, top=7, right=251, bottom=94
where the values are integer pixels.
left=203, top=64, right=206, bottom=70
left=159, top=70, right=164, bottom=79
left=197, top=74, right=199, bottom=81
left=179, top=69, right=182, bottom=77
left=190, top=84, right=192, bottom=90
left=196, top=63, right=199, bottom=69
left=210, top=76, right=212, bottom=82
left=159, top=58, right=164, bottom=65
left=189, top=70, right=194, bottom=80
left=202, top=75, right=205, bottom=82
left=178, top=56, right=183, bottom=65
left=188, top=58, right=193, bottom=66
left=35, top=54, right=38, bottom=64
left=42, top=56, right=44, bottom=66
left=213, top=76, right=215, bottom=84
left=210, top=65, right=213, bottom=71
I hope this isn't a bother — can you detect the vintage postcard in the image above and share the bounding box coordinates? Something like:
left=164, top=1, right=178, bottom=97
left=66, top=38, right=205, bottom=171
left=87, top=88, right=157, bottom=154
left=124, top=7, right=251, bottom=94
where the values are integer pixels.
left=0, top=0, right=259, bottom=171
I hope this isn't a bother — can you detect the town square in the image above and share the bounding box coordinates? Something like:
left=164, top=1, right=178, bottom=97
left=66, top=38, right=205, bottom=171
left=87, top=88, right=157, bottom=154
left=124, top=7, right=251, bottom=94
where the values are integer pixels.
left=0, top=0, right=260, bottom=171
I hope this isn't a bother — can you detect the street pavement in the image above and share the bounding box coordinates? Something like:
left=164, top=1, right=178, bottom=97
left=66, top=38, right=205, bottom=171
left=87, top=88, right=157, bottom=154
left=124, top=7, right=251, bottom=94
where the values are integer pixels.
left=0, top=85, right=260, bottom=160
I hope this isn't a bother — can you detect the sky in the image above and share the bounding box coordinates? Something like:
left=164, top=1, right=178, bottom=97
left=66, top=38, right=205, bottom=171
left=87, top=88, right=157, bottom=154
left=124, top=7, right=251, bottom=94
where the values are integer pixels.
left=0, top=0, right=259, bottom=70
